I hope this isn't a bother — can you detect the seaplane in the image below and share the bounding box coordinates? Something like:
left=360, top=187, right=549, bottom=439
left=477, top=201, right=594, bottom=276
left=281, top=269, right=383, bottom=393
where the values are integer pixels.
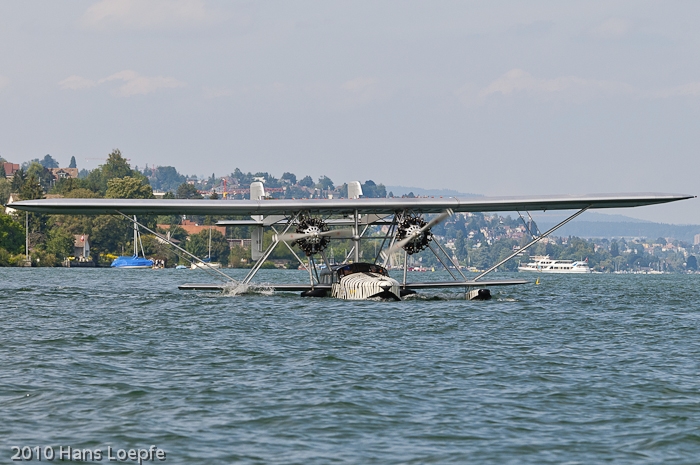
left=12, top=182, right=693, bottom=300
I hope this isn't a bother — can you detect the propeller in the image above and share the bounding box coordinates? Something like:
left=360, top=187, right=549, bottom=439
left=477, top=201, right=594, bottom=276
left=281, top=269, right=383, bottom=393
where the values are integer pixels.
left=276, top=228, right=355, bottom=242
left=386, top=209, right=453, bottom=255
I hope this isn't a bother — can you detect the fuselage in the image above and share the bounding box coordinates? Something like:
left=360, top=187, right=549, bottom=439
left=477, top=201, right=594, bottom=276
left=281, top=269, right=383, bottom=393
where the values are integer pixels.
left=320, top=263, right=402, bottom=300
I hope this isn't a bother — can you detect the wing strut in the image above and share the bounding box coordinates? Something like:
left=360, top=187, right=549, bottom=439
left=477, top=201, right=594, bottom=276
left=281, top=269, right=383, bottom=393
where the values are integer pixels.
left=351, top=209, right=360, bottom=263
left=115, top=211, right=236, bottom=283
left=474, top=206, right=590, bottom=281
left=517, top=210, right=541, bottom=238
left=243, top=212, right=300, bottom=284
left=373, top=215, right=398, bottom=264
left=270, top=223, right=310, bottom=271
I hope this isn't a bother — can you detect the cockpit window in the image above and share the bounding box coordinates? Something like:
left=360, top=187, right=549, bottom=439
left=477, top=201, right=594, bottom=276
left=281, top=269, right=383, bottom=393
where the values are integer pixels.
left=337, top=263, right=388, bottom=277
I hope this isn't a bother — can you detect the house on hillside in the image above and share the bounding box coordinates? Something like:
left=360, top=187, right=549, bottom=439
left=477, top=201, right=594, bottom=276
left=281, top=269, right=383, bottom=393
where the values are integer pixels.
left=3, top=162, right=20, bottom=179
left=4, top=193, right=20, bottom=215
left=74, top=235, right=90, bottom=260
left=158, top=220, right=226, bottom=237
left=48, top=168, right=79, bottom=180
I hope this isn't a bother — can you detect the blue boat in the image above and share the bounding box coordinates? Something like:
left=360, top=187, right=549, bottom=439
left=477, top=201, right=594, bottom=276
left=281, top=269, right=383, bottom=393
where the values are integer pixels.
left=111, top=255, right=154, bottom=269
left=111, top=216, right=154, bottom=269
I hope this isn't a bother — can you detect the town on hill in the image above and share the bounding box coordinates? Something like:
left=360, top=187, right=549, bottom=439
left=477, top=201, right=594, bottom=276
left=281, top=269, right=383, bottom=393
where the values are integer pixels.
left=1, top=149, right=698, bottom=272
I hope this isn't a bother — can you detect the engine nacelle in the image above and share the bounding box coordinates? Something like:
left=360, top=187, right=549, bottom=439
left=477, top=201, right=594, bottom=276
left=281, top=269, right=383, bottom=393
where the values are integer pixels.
left=396, top=215, right=432, bottom=255
left=295, top=216, right=330, bottom=256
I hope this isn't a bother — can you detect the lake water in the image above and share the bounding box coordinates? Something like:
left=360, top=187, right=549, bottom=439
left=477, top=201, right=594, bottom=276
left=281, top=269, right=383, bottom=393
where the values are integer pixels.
left=2, top=268, right=699, bottom=464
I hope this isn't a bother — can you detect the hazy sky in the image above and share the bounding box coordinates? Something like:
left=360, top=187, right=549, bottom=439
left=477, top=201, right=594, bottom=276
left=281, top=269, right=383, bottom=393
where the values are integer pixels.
left=1, top=1, right=698, bottom=223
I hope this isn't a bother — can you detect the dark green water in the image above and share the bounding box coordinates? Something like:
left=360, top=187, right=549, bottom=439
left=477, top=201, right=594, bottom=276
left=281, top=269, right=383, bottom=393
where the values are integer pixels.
left=2, top=268, right=700, bottom=464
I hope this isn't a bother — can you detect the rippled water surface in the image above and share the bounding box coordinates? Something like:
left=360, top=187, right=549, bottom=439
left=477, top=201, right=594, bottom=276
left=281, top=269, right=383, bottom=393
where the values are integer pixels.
left=2, top=268, right=700, bottom=464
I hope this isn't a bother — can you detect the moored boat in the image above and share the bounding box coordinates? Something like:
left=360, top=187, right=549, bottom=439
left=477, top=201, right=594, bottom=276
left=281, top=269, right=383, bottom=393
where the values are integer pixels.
left=111, top=216, right=153, bottom=269
left=518, top=255, right=591, bottom=273
left=111, top=255, right=154, bottom=269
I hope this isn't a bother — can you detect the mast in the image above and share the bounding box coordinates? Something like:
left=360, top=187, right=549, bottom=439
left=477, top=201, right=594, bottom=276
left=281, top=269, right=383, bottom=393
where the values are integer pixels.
left=133, top=215, right=138, bottom=256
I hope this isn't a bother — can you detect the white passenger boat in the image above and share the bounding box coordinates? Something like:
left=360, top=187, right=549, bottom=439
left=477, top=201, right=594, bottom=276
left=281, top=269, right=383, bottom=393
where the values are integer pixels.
left=190, top=261, right=222, bottom=269
left=518, top=255, right=591, bottom=273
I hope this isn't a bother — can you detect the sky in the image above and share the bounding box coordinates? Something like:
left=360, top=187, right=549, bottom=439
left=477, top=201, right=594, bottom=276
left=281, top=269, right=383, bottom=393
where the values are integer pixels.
left=0, top=1, right=698, bottom=224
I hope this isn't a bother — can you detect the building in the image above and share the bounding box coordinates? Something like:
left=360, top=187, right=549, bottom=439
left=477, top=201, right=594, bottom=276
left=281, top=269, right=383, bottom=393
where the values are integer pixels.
left=74, top=235, right=90, bottom=260
left=3, top=162, right=20, bottom=179
left=4, top=193, right=20, bottom=215
left=48, top=168, right=79, bottom=180
left=158, top=220, right=226, bottom=237
left=695, top=234, right=700, bottom=246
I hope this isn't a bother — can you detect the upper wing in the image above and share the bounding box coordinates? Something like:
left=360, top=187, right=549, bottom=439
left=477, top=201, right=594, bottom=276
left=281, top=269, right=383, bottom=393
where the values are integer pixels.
left=9, top=192, right=693, bottom=216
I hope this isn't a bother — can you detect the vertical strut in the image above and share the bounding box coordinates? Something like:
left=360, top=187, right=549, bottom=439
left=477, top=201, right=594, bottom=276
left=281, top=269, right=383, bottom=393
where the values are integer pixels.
left=353, top=209, right=360, bottom=263
left=402, top=250, right=408, bottom=287
left=374, top=215, right=397, bottom=264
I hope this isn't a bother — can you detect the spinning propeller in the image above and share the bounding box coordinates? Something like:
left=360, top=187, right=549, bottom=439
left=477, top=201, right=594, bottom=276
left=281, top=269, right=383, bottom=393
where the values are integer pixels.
left=275, top=229, right=354, bottom=242
left=276, top=216, right=354, bottom=256
left=387, top=209, right=454, bottom=255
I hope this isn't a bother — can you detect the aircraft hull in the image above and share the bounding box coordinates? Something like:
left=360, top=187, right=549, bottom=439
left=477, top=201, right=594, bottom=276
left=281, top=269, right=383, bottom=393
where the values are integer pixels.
left=331, top=272, right=401, bottom=301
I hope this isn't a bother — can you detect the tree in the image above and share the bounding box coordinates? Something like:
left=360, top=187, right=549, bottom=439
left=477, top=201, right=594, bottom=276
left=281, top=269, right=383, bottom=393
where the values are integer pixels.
left=687, top=255, right=698, bottom=271
left=299, top=175, right=314, bottom=187
left=317, top=175, right=334, bottom=191
left=90, top=215, right=133, bottom=262
left=20, top=173, right=44, bottom=200
left=176, top=183, right=202, bottom=199
left=86, top=149, right=145, bottom=195
left=228, top=244, right=250, bottom=268
left=610, top=240, right=619, bottom=257
left=362, top=180, right=387, bottom=198
left=64, top=188, right=101, bottom=199
left=186, top=229, right=229, bottom=264
left=11, top=168, right=25, bottom=192
left=69, top=156, right=77, bottom=169
left=281, top=172, right=297, bottom=185
left=40, top=154, right=59, bottom=168
left=0, top=178, right=11, bottom=205
left=336, top=183, right=348, bottom=198
left=51, top=177, right=90, bottom=196
left=148, top=166, right=185, bottom=192
left=45, top=228, right=75, bottom=260
left=105, top=176, right=154, bottom=199
left=168, top=225, right=188, bottom=242
left=0, top=164, right=5, bottom=178
left=0, top=213, right=25, bottom=254
left=102, top=149, right=132, bottom=179
left=26, top=162, right=54, bottom=192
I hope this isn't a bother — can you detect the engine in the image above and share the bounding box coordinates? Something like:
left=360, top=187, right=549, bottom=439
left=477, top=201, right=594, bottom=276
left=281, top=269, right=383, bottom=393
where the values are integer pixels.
left=395, top=215, right=432, bottom=255
left=294, top=216, right=330, bottom=256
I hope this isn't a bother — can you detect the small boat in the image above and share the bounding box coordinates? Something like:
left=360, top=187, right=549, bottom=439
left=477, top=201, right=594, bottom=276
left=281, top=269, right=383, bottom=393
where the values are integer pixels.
left=176, top=265, right=188, bottom=269
left=191, top=259, right=222, bottom=270
left=518, top=255, right=591, bottom=273
left=111, top=216, right=153, bottom=269
left=111, top=255, right=154, bottom=269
